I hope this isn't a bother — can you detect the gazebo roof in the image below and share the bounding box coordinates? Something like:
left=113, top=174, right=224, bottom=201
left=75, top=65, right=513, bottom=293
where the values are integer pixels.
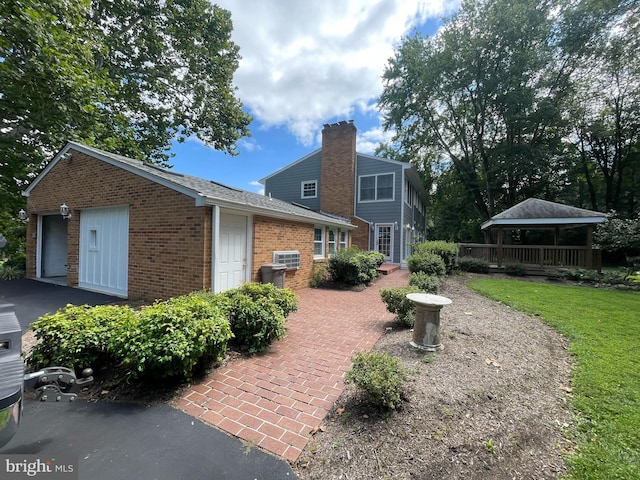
left=481, top=198, right=607, bottom=230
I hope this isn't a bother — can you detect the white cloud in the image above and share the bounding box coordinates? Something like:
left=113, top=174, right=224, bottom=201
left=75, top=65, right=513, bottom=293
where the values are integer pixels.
left=214, top=0, right=458, bottom=145
left=248, top=180, right=265, bottom=195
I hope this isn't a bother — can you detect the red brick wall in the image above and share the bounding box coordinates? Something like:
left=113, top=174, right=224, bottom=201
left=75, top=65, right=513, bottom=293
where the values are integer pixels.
left=320, top=121, right=356, bottom=218
left=349, top=216, right=371, bottom=251
left=25, top=150, right=210, bottom=301
left=252, top=215, right=315, bottom=290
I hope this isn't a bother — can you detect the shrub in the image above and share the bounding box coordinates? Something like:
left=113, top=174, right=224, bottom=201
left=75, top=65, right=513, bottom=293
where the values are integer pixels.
left=380, top=286, right=423, bottom=327
left=28, top=304, right=138, bottom=372
left=344, top=351, right=408, bottom=410
left=414, top=241, right=459, bottom=273
left=310, top=263, right=329, bottom=287
left=408, top=272, right=440, bottom=293
left=223, top=283, right=297, bottom=353
left=407, top=251, right=446, bottom=277
left=504, top=262, right=527, bottom=276
left=328, top=247, right=385, bottom=285
left=0, top=263, right=25, bottom=280
left=118, top=294, right=232, bottom=381
left=456, top=256, right=490, bottom=273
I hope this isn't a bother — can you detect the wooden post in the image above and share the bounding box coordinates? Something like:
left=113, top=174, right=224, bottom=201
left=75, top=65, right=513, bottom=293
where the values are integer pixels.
left=586, top=225, right=594, bottom=269
left=497, top=228, right=504, bottom=267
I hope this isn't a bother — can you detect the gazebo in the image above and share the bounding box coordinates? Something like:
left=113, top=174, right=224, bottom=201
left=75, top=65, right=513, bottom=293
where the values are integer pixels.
left=460, top=198, right=607, bottom=271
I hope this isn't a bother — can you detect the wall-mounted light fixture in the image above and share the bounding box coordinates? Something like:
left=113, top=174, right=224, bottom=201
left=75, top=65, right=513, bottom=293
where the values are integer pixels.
left=60, top=152, right=72, bottom=161
left=394, top=221, right=399, bottom=231
left=60, top=203, right=72, bottom=220
left=18, top=209, right=29, bottom=223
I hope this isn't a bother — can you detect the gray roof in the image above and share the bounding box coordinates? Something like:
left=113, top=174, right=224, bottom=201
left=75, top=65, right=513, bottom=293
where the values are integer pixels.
left=481, top=198, right=606, bottom=230
left=24, top=142, right=354, bottom=229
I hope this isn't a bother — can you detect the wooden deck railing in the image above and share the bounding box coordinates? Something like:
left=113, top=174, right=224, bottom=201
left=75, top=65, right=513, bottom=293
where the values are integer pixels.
left=458, top=244, right=602, bottom=270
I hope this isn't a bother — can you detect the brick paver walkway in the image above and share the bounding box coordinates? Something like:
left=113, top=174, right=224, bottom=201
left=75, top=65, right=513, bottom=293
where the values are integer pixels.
left=176, top=270, right=409, bottom=462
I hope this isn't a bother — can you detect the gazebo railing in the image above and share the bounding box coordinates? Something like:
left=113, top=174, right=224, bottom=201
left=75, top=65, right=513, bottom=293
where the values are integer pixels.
left=459, top=244, right=602, bottom=270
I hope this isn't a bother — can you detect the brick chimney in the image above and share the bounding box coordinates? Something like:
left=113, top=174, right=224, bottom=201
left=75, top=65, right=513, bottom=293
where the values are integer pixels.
left=320, top=120, right=356, bottom=217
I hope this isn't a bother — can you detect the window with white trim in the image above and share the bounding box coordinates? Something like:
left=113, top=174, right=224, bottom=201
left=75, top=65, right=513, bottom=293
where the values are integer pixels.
left=339, top=231, right=348, bottom=251
left=328, top=228, right=337, bottom=255
left=359, top=173, right=394, bottom=202
left=301, top=180, right=317, bottom=198
left=314, top=226, right=325, bottom=258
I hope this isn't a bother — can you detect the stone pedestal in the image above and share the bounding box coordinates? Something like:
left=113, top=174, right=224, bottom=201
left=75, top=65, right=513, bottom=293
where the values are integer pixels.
left=406, top=293, right=452, bottom=351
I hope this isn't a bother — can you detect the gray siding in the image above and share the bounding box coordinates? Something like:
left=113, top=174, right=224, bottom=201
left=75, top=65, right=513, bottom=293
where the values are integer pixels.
left=264, top=150, right=322, bottom=211
left=356, top=154, right=405, bottom=262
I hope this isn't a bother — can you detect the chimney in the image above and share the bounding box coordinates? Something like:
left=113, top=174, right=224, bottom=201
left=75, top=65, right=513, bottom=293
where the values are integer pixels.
left=320, top=120, right=356, bottom=217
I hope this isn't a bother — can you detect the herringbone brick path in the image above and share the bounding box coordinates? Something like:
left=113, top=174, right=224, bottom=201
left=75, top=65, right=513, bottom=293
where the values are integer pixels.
left=176, top=270, right=409, bottom=462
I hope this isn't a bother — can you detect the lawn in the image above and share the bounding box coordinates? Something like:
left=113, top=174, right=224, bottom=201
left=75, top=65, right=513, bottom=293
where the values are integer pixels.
left=467, top=279, right=640, bottom=480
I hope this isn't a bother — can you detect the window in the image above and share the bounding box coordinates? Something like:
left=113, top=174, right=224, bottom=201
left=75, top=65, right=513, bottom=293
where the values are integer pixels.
left=301, top=180, right=317, bottom=198
left=359, top=173, right=394, bottom=202
left=314, top=227, right=325, bottom=258
left=339, top=231, right=348, bottom=251
left=328, top=229, right=337, bottom=255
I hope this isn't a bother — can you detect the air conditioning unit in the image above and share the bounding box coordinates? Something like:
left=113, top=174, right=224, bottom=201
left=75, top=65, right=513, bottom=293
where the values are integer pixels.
left=273, top=250, right=300, bottom=269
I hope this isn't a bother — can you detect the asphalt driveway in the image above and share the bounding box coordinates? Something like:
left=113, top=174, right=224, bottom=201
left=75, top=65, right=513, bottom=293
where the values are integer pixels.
left=0, top=279, right=296, bottom=480
left=0, top=279, right=119, bottom=331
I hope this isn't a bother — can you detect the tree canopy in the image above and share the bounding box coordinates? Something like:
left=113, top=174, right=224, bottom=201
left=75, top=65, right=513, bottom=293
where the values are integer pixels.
left=379, top=0, right=639, bottom=241
left=0, top=0, right=251, bottom=220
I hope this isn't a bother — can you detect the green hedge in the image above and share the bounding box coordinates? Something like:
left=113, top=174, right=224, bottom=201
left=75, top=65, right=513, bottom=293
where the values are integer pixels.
left=407, top=251, right=446, bottom=277
left=222, top=283, right=297, bottom=354
left=457, top=256, right=490, bottom=273
left=414, top=241, right=458, bottom=273
left=28, top=284, right=297, bottom=382
left=328, top=247, right=386, bottom=285
left=408, top=272, right=441, bottom=293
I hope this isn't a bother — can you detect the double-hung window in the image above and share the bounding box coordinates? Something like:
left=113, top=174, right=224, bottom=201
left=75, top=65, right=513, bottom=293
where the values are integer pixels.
left=328, top=229, right=337, bottom=255
left=359, top=173, right=394, bottom=202
left=339, top=231, right=348, bottom=251
left=314, top=227, right=325, bottom=258
left=301, top=180, right=317, bottom=199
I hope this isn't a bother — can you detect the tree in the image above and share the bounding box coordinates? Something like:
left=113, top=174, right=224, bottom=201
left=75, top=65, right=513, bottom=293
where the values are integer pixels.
left=594, top=212, right=640, bottom=277
left=0, top=0, right=251, bottom=220
left=566, top=4, right=640, bottom=216
left=379, top=0, right=571, bottom=223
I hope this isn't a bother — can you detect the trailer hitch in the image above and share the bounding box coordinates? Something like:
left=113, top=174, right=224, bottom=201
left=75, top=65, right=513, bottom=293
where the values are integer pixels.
left=24, top=367, right=94, bottom=403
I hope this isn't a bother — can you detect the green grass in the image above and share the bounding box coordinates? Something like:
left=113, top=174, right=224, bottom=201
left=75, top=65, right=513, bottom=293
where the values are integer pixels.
left=467, top=279, right=640, bottom=480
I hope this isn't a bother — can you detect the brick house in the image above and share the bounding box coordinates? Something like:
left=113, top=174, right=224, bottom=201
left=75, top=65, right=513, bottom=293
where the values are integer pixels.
left=22, top=142, right=353, bottom=301
left=260, top=121, right=429, bottom=265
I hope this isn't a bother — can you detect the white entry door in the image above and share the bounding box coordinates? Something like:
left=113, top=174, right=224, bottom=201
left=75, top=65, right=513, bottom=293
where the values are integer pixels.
left=375, top=224, right=393, bottom=262
left=218, top=213, right=247, bottom=291
left=41, top=215, right=68, bottom=277
left=79, top=206, right=129, bottom=296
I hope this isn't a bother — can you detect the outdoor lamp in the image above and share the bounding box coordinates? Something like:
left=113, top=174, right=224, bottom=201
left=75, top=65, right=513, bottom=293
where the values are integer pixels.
left=60, top=203, right=72, bottom=220
left=18, top=209, right=29, bottom=222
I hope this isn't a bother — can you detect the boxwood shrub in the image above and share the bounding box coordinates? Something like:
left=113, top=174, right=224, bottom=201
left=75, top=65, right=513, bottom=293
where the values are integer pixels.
left=345, top=351, right=408, bottom=410
left=28, top=304, right=138, bottom=372
left=328, top=247, right=386, bottom=285
left=413, top=241, right=459, bottom=273
left=407, top=251, right=446, bottom=277
left=116, top=294, right=232, bottom=381
left=408, top=272, right=441, bottom=293
left=380, top=286, right=423, bottom=327
left=222, top=283, right=298, bottom=354
left=456, top=256, right=490, bottom=273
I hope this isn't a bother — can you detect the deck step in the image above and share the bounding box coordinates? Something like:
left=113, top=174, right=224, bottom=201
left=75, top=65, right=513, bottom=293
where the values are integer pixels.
left=378, top=264, right=400, bottom=275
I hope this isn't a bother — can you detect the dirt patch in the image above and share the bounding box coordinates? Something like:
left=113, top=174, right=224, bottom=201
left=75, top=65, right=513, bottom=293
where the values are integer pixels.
left=294, top=274, right=575, bottom=479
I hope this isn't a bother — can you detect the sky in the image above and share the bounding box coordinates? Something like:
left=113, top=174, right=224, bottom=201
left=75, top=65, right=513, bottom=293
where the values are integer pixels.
left=170, top=0, right=460, bottom=194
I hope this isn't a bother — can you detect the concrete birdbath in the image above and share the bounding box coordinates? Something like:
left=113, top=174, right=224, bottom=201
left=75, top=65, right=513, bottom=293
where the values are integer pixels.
left=406, top=293, right=452, bottom=351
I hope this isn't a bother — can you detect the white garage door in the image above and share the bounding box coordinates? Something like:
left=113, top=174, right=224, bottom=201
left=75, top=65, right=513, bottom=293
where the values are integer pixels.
left=79, top=206, right=129, bottom=296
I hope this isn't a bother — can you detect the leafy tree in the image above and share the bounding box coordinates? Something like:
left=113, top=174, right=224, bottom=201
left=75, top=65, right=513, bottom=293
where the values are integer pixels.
left=0, top=0, right=251, bottom=224
left=594, top=212, right=640, bottom=277
left=379, top=0, right=571, bottom=223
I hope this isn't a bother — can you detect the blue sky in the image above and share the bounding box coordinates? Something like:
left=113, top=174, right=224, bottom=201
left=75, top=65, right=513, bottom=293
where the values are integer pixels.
left=170, top=0, right=459, bottom=194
